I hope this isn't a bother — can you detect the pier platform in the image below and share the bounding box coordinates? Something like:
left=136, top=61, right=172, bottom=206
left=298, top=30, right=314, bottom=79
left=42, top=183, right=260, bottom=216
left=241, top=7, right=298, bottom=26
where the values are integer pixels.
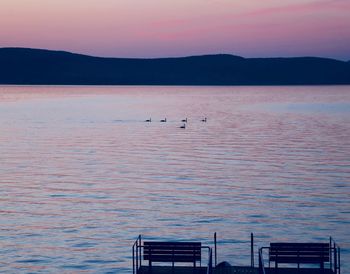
left=138, top=266, right=207, bottom=274
left=138, top=266, right=334, bottom=274
left=132, top=234, right=340, bottom=274
left=137, top=266, right=258, bottom=274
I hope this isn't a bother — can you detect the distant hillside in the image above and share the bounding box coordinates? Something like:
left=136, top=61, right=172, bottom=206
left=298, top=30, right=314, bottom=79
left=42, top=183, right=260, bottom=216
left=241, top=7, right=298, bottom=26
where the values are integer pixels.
left=0, top=47, right=350, bottom=85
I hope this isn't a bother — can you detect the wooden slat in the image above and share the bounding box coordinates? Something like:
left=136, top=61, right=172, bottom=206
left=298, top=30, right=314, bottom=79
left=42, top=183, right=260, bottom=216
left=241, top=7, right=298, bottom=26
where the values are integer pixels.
left=144, top=250, right=201, bottom=255
left=269, top=254, right=330, bottom=258
left=144, top=255, right=201, bottom=262
left=270, top=245, right=329, bottom=249
left=270, top=251, right=329, bottom=255
left=144, top=242, right=201, bottom=246
left=144, top=243, right=201, bottom=252
left=270, top=256, right=330, bottom=263
left=270, top=255, right=329, bottom=261
left=271, top=243, right=329, bottom=246
left=144, top=247, right=201, bottom=251
left=271, top=247, right=328, bottom=250
left=271, top=244, right=328, bottom=249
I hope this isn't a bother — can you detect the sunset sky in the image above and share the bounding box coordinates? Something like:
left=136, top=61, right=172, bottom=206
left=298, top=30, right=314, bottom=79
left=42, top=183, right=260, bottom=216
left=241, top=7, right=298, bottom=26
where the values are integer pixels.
left=0, top=0, right=349, bottom=60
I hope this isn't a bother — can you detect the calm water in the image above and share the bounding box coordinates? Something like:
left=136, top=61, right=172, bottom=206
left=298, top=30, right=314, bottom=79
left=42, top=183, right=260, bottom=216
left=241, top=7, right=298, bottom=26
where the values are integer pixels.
left=0, top=86, right=349, bottom=273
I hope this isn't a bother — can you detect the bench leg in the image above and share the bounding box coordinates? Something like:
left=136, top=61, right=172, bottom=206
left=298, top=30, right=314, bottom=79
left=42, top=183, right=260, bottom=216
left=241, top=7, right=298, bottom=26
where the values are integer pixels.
left=321, top=262, right=324, bottom=274
left=148, top=261, right=152, bottom=274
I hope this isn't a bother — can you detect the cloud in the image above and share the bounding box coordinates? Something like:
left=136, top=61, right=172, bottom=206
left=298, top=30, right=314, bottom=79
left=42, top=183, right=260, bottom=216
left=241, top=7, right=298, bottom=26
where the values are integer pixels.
left=245, top=0, right=350, bottom=17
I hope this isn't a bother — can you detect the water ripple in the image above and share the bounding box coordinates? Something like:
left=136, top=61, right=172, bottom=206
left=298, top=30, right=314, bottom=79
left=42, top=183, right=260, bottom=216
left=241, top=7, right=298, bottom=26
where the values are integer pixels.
left=0, top=86, right=349, bottom=273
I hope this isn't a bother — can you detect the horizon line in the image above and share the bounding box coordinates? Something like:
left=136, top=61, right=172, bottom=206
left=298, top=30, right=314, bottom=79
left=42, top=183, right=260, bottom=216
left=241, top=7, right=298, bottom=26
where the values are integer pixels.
left=1, top=46, right=349, bottom=62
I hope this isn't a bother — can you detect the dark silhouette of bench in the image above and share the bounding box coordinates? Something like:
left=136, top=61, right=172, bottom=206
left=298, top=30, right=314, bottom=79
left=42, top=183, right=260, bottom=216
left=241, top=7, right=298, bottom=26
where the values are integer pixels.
left=269, top=242, right=329, bottom=269
left=143, top=241, right=202, bottom=268
left=259, top=238, right=341, bottom=274
left=133, top=235, right=213, bottom=274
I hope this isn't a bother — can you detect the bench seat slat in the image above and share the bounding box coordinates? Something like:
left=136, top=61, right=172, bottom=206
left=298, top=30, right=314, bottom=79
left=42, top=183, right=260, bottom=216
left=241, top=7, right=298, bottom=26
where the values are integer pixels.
left=271, top=243, right=329, bottom=247
left=144, top=246, right=201, bottom=251
left=144, top=255, right=201, bottom=262
left=144, top=250, right=201, bottom=255
left=270, top=256, right=330, bottom=263
left=270, top=251, right=329, bottom=256
left=271, top=247, right=329, bottom=251
left=144, top=242, right=201, bottom=246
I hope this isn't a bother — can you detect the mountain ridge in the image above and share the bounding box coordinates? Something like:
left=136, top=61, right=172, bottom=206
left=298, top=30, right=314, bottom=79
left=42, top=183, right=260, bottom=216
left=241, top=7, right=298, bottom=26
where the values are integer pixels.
left=1, top=47, right=349, bottom=85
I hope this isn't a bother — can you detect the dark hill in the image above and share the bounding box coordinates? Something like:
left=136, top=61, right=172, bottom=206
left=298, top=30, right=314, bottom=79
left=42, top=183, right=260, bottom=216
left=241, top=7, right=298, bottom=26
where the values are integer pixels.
left=0, top=47, right=349, bottom=85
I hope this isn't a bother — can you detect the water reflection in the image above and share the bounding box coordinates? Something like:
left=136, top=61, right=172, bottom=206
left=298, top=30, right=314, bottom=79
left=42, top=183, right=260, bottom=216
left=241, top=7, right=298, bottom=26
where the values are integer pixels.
left=0, top=86, right=349, bottom=273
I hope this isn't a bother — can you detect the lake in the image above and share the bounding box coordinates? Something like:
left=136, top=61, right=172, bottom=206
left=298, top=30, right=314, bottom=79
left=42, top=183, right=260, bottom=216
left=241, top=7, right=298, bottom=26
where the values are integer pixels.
left=0, top=85, right=349, bottom=273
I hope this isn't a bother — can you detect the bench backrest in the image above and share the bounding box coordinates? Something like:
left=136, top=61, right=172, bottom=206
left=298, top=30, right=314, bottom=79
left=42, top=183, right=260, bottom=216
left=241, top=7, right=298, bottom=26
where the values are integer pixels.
left=270, top=243, right=330, bottom=264
left=143, top=241, right=201, bottom=263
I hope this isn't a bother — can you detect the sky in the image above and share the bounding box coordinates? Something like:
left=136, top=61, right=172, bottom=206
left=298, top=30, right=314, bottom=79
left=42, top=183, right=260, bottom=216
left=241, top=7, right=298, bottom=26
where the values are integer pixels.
left=0, top=0, right=349, bottom=60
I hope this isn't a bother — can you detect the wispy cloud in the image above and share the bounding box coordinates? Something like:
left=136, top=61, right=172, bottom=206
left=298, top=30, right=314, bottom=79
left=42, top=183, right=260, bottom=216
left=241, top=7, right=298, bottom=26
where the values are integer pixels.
left=245, top=0, right=350, bottom=17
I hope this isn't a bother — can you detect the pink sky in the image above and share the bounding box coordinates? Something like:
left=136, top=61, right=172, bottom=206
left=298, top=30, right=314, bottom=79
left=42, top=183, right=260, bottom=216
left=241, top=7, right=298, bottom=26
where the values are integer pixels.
left=0, top=0, right=349, bottom=60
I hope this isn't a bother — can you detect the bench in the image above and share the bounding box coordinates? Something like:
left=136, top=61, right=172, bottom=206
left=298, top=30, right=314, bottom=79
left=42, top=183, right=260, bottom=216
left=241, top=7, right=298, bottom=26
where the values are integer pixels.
left=143, top=241, right=202, bottom=268
left=269, top=242, right=330, bottom=269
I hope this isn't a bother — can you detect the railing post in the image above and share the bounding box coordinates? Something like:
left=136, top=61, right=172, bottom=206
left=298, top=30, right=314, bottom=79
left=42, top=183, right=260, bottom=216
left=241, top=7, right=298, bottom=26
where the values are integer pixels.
left=338, top=247, right=340, bottom=274
left=334, top=243, right=337, bottom=274
left=207, top=248, right=213, bottom=274
left=330, top=237, right=333, bottom=271
left=136, top=240, right=139, bottom=273
left=139, top=235, right=142, bottom=268
left=259, top=248, right=267, bottom=274
left=214, top=232, right=217, bottom=267
left=251, top=233, right=254, bottom=268
left=258, top=249, right=262, bottom=274
left=132, top=245, right=135, bottom=274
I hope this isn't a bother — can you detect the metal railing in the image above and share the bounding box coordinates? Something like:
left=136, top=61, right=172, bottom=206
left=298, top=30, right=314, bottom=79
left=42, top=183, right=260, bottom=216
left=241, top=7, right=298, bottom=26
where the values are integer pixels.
left=330, top=237, right=341, bottom=274
left=251, top=232, right=255, bottom=268
left=207, top=247, right=213, bottom=274
left=258, top=247, right=266, bottom=274
left=132, top=235, right=142, bottom=274
left=214, top=232, right=217, bottom=267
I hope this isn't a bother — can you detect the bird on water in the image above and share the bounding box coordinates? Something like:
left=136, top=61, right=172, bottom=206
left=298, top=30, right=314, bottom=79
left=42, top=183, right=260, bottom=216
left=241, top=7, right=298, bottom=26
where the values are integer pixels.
left=160, top=118, right=167, bottom=122
left=182, top=118, right=188, bottom=122
left=180, top=124, right=186, bottom=129
left=201, top=117, right=207, bottom=122
left=145, top=118, right=151, bottom=122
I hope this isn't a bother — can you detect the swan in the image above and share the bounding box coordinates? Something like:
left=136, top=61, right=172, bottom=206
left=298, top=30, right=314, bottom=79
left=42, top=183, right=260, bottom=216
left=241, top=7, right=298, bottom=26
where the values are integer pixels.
left=145, top=118, right=151, bottom=122
left=201, top=117, right=207, bottom=122
left=160, top=118, right=167, bottom=122
left=181, top=118, right=188, bottom=122
left=180, top=123, right=186, bottom=129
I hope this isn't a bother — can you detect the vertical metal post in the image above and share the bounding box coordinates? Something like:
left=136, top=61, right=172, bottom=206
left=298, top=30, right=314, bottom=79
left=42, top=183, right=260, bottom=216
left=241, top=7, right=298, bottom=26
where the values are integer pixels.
left=251, top=233, right=254, bottom=268
left=214, top=232, right=217, bottom=267
left=210, top=248, right=213, bottom=274
left=139, top=235, right=142, bottom=267
left=136, top=241, right=139, bottom=273
left=338, top=247, right=340, bottom=274
left=132, top=245, right=135, bottom=274
left=334, top=243, right=337, bottom=274
left=330, top=237, right=333, bottom=271
left=258, top=249, right=262, bottom=274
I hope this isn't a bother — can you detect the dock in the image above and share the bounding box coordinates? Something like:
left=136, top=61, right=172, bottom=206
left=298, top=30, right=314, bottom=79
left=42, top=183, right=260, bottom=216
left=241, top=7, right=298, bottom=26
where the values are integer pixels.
left=137, top=266, right=207, bottom=274
left=137, top=265, right=335, bottom=274
left=132, top=234, right=341, bottom=274
left=137, top=266, right=258, bottom=274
